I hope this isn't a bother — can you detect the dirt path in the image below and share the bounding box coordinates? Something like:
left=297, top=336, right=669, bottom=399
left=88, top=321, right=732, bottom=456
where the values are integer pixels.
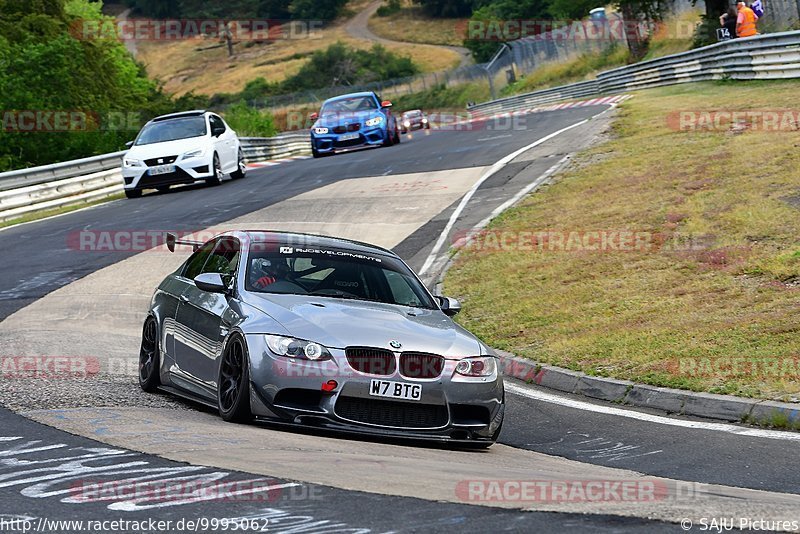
left=345, top=0, right=473, bottom=68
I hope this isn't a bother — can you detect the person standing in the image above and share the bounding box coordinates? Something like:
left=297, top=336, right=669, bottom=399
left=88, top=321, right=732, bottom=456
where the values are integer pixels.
left=736, top=1, right=759, bottom=38
left=719, top=7, right=738, bottom=40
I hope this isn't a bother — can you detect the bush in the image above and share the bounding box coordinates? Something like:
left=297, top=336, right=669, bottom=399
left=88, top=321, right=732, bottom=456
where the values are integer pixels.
left=280, top=42, right=418, bottom=91
left=222, top=102, right=277, bottom=137
left=377, top=0, right=402, bottom=17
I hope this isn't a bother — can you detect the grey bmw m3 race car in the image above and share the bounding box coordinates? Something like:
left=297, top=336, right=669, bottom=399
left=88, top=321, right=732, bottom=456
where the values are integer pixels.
left=138, top=230, right=504, bottom=447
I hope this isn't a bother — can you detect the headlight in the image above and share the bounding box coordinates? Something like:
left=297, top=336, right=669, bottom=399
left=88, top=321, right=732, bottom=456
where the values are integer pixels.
left=181, top=148, right=205, bottom=159
left=454, top=357, right=496, bottom=377
left=123, top=158, right=142, bottom=167
left=365, top=117, right=383, bottom=127
left=403, top=120, right=411, bottom=127
left=422, top=118, right=428, bottom=123
left=265, top=334, right=332, bottom=361
left=313, top=127, right=329, bottom=135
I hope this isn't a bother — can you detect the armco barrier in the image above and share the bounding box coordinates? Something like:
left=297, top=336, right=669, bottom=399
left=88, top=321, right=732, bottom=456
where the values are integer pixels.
left=468, top=30, right=800, bottom=116
left=0, top=132, right=311, bottom=223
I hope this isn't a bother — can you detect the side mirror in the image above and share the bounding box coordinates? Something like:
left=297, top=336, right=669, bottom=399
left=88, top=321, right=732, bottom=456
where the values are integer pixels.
left=194, top=273, right=229, bottom=294
left=381, top=100, right=393, bottom=108
left=309, top=112, right=319, bottom=121
left=125, top=140, right=134, bottom=148
left=212, top=127, right=225, bottom=137
left=437, top=296, right=462, bottom=317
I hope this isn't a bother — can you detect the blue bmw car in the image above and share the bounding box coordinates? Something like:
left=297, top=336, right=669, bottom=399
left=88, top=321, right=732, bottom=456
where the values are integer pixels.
left=310, top=92, right=400, bottom=158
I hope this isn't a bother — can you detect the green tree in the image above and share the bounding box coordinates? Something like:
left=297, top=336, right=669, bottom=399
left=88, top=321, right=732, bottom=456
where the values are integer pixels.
left=288, top=0, right=347, bottom=20
left=414, top=0, right=474, bottom=17
left=0, top=0, right=207, bottom=170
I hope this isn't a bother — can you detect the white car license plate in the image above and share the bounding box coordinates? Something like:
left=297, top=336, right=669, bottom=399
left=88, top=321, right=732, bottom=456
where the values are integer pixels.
left=369, top=379, right=421, bottom=401
left=338, top=132, right=359, bottom=141
left=148, top=164, right=175, bottom=175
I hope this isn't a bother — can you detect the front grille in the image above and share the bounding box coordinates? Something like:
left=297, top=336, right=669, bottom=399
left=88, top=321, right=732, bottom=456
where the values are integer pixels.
left=346, top=347, right=395, bottom=375
left=399, top=352, right=444, bottom=379
left=332, top=123, right=361, bottom=134
left=334, top=136, right=364, bottom=148
left=137, top=167, right=194, bottom=188
left=335, top=396, right=448, bottom=428
left=144, top=155, right=178, bottom=167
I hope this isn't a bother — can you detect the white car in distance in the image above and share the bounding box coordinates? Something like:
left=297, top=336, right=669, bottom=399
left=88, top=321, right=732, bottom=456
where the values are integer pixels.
left=122, top=110, right=246, bottom=199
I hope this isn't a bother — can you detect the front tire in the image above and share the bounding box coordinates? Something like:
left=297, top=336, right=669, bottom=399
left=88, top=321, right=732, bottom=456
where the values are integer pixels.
left=125, top=188, right=142, bottom=199
left=138, top=316, right=161, bottom=393
left=218, top=334, right=252, bottom=423
left=383, top=128, right=395, bottom=147
left=206, top=154, right=222, bottom=186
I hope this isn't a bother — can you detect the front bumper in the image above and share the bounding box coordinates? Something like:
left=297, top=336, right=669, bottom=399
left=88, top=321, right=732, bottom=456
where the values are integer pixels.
left=121, top=155, right=214, bottom=190
left=401, top=121, right=427, bottom=132
left=311, top=127, right=387, bottom=154
left=245, top=334, right=504, bottom=444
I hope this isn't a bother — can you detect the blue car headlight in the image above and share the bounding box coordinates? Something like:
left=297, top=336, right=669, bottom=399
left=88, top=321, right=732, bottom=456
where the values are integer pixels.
left=364, top=116, right=383, bottom=127
left=313, top=127, right=329, bottom=135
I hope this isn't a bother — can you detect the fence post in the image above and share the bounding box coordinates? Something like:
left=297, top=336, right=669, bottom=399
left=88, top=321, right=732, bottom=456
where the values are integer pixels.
left=485, top=67, right=496, bottom=100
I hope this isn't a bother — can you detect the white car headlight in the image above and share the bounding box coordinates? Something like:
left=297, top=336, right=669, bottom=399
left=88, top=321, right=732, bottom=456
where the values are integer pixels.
left=365, top=117, right=383, bottom=127
left=454, top=357, right=497, bottom=377
left=313, top=127, right=329, bottom=135
left=422, top=118, right=428, bottom=123
left=123, top=158, right=142, bottom=168
left=181, top=148, right=205, bottom=159
left=265, top=334, right=332, bottom=361
left=403, top=120, right=411, bottom=127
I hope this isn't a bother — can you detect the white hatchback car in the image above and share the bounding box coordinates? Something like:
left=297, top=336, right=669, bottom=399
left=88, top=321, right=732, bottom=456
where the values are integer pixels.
left=122, top=110, right=246, bottom=198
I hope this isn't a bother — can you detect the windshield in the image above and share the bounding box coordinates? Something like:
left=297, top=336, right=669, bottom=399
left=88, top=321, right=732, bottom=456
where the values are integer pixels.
left=404, top=111, right=421, bottom=118
left=246, top=246, right=436, bottom=309
left=321, top=96, right=378, bottom=114
left=135, top=116, right=208, bottom=145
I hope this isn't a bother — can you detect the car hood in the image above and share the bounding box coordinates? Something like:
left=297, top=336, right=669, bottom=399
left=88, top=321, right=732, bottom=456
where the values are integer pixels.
left=243, top=293, right=482, bottom=358
left=314, top=110, right=380, bottom=129
left=126, top=136, right=209, bottom=160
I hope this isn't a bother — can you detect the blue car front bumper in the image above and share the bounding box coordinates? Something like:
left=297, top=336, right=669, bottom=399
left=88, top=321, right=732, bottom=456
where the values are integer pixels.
left=311, top=127, right=387, bottom=153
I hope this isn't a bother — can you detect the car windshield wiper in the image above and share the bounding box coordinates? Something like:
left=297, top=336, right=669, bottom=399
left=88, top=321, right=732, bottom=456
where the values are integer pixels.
left=307, top=291, right=389, bottom=304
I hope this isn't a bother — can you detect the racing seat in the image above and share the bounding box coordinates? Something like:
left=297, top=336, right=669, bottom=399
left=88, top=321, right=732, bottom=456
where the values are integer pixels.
left=313, top=266, right=368, bottom=298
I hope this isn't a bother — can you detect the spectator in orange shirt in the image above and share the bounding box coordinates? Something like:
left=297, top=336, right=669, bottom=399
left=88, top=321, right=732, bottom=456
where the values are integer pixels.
left=736, top=1, right=759, bottom=38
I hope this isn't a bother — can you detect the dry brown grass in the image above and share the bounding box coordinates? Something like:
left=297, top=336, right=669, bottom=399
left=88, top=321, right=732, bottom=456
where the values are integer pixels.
left=368, top=0, right=466, bottom=46
left=135, top=10, right=460, bottom=96
left=445, top=80, right=800, bottom=401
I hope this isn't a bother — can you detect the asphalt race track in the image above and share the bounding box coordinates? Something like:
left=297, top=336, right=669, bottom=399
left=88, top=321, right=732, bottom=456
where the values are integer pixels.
left=1, top=106, right=799, bottom=532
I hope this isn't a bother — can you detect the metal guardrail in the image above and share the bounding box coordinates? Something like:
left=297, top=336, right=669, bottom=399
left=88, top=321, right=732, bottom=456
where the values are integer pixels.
left=0, top=151, right=125, bottom=193
left=240, top=132, right=311, bottom=161
left=0, top=132, right=311, bottom=223
left=468, top=30, right=800, bottom=116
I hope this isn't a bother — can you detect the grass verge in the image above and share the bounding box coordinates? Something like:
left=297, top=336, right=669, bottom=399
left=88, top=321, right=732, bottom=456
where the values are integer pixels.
left=444, top=80, right=800, bottom=401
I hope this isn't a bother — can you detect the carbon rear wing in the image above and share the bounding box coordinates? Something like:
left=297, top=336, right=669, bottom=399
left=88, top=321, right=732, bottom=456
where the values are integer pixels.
left=166, top=232, right=202, bottom=252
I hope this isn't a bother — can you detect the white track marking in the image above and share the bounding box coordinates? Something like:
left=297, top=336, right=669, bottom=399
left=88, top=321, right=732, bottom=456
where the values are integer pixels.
left=419, top=105, right=618, bottom=277
left=418, top=112, right=605, bottom=276
left=506, top=382, right=800, bottom=442
left=472, top=154, right=571, bottom=232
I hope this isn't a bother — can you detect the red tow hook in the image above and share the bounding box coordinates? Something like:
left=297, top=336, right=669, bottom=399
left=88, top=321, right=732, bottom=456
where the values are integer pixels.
left=321, top=380, right=338, bottom=393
